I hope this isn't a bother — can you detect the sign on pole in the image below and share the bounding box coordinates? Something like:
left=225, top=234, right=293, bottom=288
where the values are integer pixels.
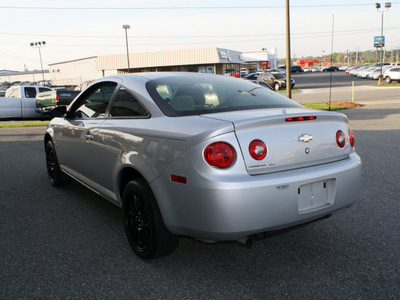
left=374, top=36, right=385, bottom=47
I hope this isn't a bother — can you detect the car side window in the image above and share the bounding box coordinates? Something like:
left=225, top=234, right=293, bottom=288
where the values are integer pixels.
left=74, top=82, right=117, bottom=119
left=25, top=87, right=37, bottom=98
left=39, top=87, right=52, bottom=93
left=109, top=87, right=149, bottom=118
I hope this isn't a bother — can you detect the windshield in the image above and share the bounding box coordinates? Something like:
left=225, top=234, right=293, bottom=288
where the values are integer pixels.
left=146, top=75, right=301, bottom=117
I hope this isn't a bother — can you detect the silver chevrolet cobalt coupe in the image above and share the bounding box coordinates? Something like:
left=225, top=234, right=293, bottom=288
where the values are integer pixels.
left=45, top=73, right=361, bottom=259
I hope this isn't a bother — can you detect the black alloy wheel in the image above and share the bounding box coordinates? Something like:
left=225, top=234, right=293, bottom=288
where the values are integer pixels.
left=122, top=179, right=178, bottom=259
left=45, top=140, right=69, bottom=186
left=126, top=193, right=152, bottom=253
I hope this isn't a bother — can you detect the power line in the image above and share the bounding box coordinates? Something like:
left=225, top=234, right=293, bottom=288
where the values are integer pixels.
left=1, top=3, right=399, bottom=10
left=1, top=27, right=399, bottom=40
left=3, top=26, right=398, bottom=48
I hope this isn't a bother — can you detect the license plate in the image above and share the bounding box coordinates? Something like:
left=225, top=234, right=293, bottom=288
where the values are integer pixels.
left=298, top=179, right=335, bottom=214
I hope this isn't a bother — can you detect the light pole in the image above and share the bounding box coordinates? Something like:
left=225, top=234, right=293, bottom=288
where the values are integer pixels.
left=30, top=41, right=46, bottom=83
left=122, top=24, right=131, bottom=73
left=375, top=2, right=391, bottom=85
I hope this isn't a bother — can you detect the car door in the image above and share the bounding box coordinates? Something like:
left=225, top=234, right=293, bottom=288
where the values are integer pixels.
left=53, top=80, right=119, bottom=188
left=0, top=87, right=23, bottom=118
left=264, top=73, right=275, bottom=86
left=91, top=86, right=151, bottom=199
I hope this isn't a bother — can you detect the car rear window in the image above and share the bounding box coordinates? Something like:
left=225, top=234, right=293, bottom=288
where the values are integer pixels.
left=146, top=75, right=301, bottom=117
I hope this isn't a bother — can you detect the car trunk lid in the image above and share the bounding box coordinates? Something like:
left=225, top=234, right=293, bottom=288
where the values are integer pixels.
left=202, top=108, right=352, bottom=175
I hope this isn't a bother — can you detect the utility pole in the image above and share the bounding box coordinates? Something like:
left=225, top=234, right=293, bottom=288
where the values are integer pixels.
left=285, top=0, right=292, bottom=99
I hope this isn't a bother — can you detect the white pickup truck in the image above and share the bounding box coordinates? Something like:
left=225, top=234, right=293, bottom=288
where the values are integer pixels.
left=0, top=85, right=53, bottom=119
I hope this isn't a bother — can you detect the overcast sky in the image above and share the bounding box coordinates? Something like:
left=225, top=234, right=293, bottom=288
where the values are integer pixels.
left=1, top=0, right=400, bottom=71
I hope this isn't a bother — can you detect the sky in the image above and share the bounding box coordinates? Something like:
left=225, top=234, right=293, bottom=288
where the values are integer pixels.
left=1, top=0, right=400, bottom=71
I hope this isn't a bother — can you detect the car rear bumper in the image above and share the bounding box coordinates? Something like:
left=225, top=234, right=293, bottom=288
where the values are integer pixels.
left=151, top=153, right=362, bottom=240
left=35, top=105, right=55, bottom=114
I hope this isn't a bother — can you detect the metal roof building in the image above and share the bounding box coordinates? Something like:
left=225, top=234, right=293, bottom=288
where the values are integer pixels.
left=49, top=47, right=246, bottom=87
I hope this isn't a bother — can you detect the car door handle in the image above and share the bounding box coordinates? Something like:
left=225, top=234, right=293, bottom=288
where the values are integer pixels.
left=85, top=133, right=94, bottom=141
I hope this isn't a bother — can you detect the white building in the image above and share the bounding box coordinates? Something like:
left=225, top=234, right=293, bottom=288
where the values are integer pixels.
left=243, top=48, right=278, bottom=70
left=48, top=47, right=246, bottom=87
left=2, top=47, right=280, bottom=88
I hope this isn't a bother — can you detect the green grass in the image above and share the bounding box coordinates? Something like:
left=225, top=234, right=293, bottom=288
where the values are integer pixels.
left=278, top=89, right=302, bottom=93
left=301, top=103, right=348, bottom=111
left=0, top=121, right=50, bottom=128
left=371, top=83, right=400, bottom=87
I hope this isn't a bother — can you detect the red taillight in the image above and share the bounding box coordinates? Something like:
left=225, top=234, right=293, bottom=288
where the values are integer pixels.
left=249, top=140, right=267, bottom=160
left=349, top=129, right=355, bottom=147
left=204, top=142, right=236, bottom=169
left=55, top=94, right=59, bottom=103
left=336, top=130, right=346, bottom=148
left=285, top=116, right=317, bottom=122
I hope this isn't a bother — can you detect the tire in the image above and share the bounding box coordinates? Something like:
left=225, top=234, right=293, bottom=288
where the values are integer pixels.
left=385, top=76, right=392, bottom=84
left=274, top=83, right=280, bottom=91
left=122, top=179, right=178, bottom=259
left=45, top=140, right=70, bottom=186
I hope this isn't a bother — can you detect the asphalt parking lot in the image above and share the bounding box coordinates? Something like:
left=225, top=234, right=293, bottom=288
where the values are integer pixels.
left=1, top=100, right=399, bottom=299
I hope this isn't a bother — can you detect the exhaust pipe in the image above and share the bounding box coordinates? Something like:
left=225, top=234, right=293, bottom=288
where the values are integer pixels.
left=237, top=237, right=254, bottom=249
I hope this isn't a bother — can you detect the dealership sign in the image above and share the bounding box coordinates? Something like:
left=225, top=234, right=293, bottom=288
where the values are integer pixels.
left=374, top=36, right=385, bottom=47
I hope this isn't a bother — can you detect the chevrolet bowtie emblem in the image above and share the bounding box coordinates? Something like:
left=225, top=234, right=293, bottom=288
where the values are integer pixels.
left=299, top=134, right=313, bottom=143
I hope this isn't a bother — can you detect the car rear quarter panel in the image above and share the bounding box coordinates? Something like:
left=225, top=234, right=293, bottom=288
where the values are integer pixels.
left=97, top=116, right=235, bottom=204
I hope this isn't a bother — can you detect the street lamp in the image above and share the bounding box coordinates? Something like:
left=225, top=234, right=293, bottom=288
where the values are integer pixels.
left=30, top=41, right=46, bottom=83
left=122, top=24, right=131, bottom=73
left=375, top=2, right=391, bottom=85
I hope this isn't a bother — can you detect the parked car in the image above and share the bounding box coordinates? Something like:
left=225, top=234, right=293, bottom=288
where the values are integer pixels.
left=322, top=67, right=339, bottom=72
left=249, top=80, right=273, bottom=90
left=35, top=89, right=80, bottom=114
left=1, top=85, right=53, bottom=119
left=371, top=66, right=392, bottom=80
left=45, top=73, right=361, bottom=259
left=279, top=66, right=304, bottom=73
left=257, top=72, right=295, bottom=91
left=370, top=69, right=381, bottom=80
left=383, top=67, right=400, bottom=83
left=363, top=67, right=379, bottom=79
left=291, top=66, right=304, bottom=73
left=266, top=68, right=286, bottom=75
left=243, top=73, right=260, bottom=80
left=349, top=66, right=368, bottom=76
left=240, top=68, right=249, bottom=76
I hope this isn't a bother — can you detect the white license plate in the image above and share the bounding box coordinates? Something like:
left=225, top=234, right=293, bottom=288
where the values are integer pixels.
left=298, top=179, right=335, bottom=214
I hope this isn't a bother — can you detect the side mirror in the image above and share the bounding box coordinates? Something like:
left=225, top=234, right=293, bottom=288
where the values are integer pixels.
left=51, top=106, right=67, bottom=118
